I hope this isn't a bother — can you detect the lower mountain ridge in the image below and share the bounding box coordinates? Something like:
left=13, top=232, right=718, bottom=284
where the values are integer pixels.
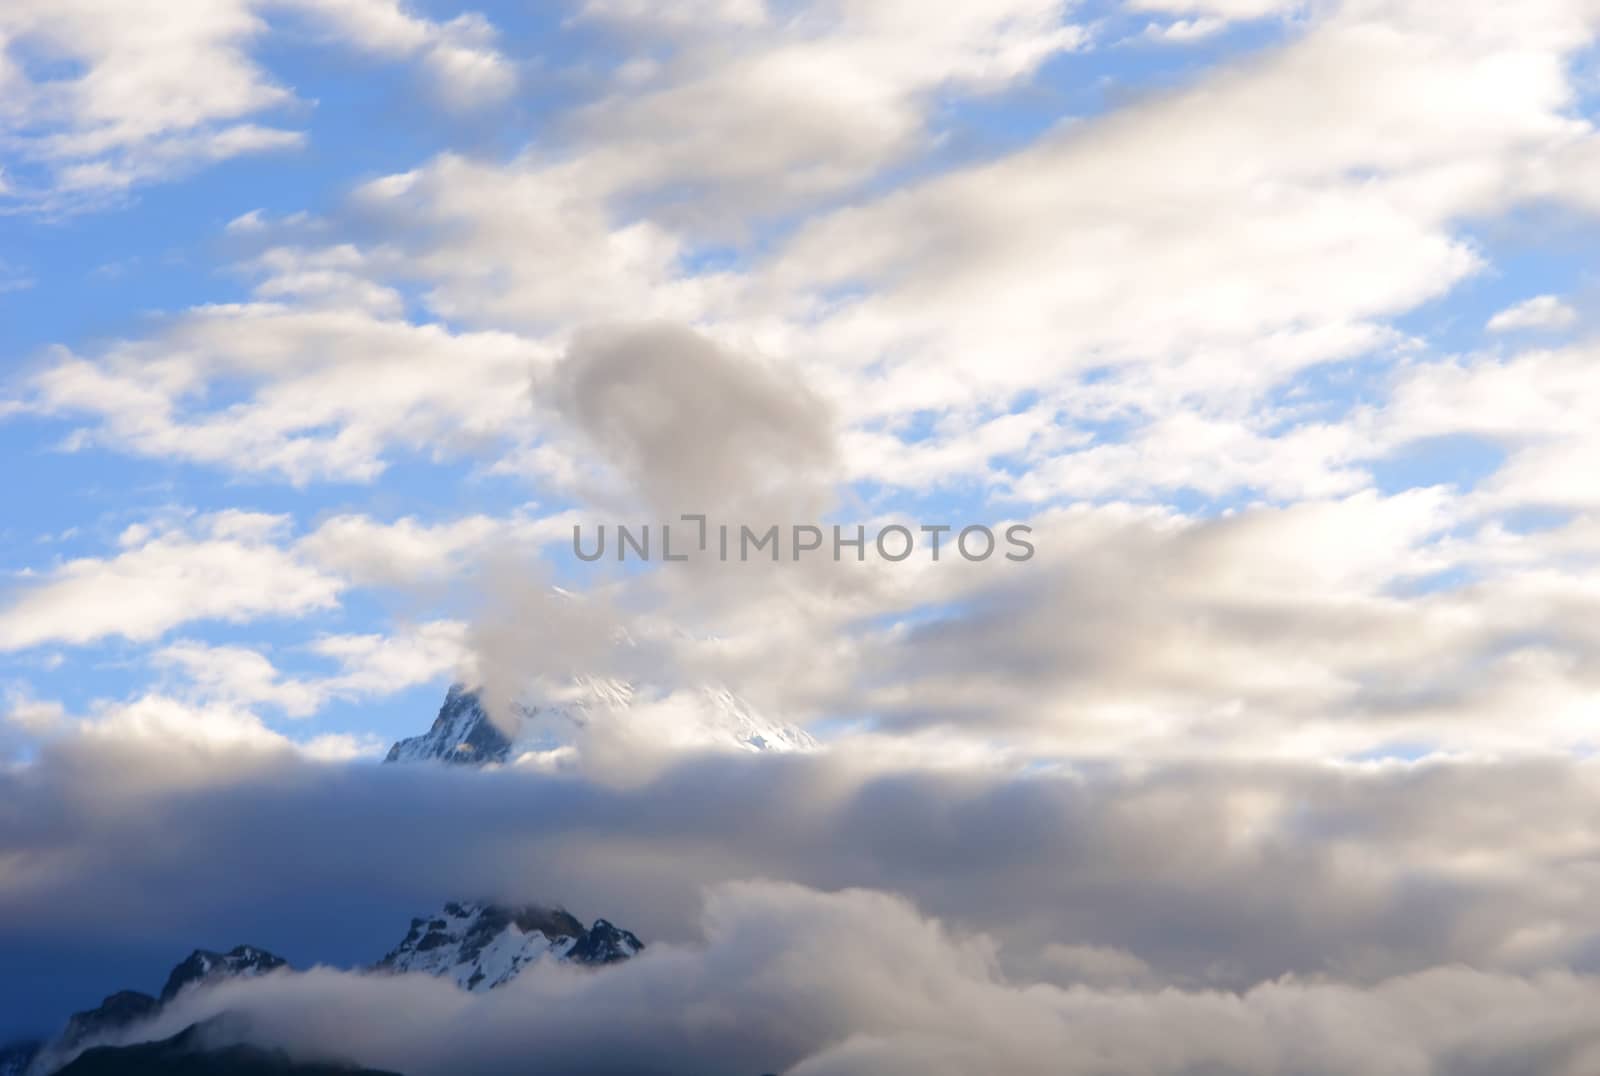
left=13, top=901, right=640, bottom=1075
left=378, top=901, right=642, bottom=991
left=55, top=1017, right=398, bottom=1076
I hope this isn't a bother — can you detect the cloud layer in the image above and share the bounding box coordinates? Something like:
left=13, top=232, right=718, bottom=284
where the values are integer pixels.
left=5, top=2, right=1600, bottom=1071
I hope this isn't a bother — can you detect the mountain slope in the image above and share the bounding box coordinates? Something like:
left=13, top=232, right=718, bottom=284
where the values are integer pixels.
left=60, top=992, right=159, bottom=1051
left=28, top=947, right=291, bottom=1075
left=55, top=1019, right=398, bottom=1076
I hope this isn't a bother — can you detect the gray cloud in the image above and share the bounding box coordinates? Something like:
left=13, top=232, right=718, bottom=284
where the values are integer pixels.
left=4, top=723, right=1600, bottom=1048
left=70, top=881, right=1600, bottom=1076
left=809, top=495, right=1600, bottom=758
left=457, top=320, right=849, bottom=734
left=544, top=321, right=838, bottom=522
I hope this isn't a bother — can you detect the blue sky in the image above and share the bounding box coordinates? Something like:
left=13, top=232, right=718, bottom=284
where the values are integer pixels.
left=9, top=2, right=1600, bottom=1067
left=3, top=0, right=1599, bottom=763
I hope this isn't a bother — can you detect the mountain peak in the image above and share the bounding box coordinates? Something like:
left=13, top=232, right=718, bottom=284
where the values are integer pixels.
left=567, top=918, right=644, bottom=965
left=377, top=901, right=642, bottom=991
left=160, top=945, right=288, bottom=1004
left=383, top=686, right=511, bottom=765
left=383, top=682, right=818, bottom=767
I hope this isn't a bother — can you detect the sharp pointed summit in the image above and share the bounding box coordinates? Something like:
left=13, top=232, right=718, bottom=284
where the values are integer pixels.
left=383, top=682, right=818, bottom=766
left=383, top=685, right=512, bottom=765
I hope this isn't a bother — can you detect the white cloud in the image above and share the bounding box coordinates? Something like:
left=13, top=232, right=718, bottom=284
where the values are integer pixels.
left=1377, top=341, right=1600, bottom=510
left=33, top=0, right=1600, bottom=513
left=748, top=0, right=1600, bottom=496
left=0, top=512, right=342, bottom=652
left=275, top=1, right=516, bottom=109
left=79, top=692, right=297, bottom=756
left=26, top=304, right=546, bottom=483
left=0, top=502, right=573, bottom=665
left=418, top=13, right=517, bottom=108
left=223, top=0, right=1600, bottom=516
left=575, top=0, right=768, bottom=30
left=308, top=619, right=470, bottom=697
left=155, top=641, right=329, bottom=718
left=1129, top=0, right=1302, bottom=17
left=2, top=687, right=64, bottom=734
left=8, top=0, right=1600, bottom=778
left=350, top=156, right=730, bottom=331
left=298, top=512, right=568, bottom=586
left=0, top=0, right=512, bottom=206
left=334, top=0, right=1088, bottom=333
left=225, top=208, right=268, bottom=233
left=151, top=622, right=466, bottom=721
left=1486, top=293, right=1579, bottom=332
left=568, top=0, right=1087, bottom=213
left=1143, top=16, right=1229, bottom=41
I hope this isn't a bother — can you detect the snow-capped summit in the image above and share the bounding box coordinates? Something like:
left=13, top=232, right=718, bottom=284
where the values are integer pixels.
left=696, top=685, right=818, bottom=753
left=160, top=945, right=288, bottom=1004
left=383, top=682, right=817, bottom=766
left=383, top=685, right=512, bottom=765
left=377, top=901, right=642, bottom=991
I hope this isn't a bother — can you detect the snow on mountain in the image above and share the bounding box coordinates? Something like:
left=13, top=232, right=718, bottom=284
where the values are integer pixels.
left=383, top=686, right=512, bottom=765
left=696, top=686, right=818, bottom=753
left=376, top=901, right=642, bottom=992
left=17, top=899, right=644, bottom=1075
left=384, top=682, right=817, bottom=767
left=21, top=907, right=644, bottom=1073
left=160, top=946, right=288, bottom=1004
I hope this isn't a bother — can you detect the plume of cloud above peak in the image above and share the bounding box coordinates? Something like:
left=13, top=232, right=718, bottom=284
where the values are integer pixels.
left=543, top=321, right=839, bottom=521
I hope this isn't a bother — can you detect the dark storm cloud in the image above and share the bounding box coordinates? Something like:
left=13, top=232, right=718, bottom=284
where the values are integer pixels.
left=55, top=885, right=1600, bottom=1076
left=4, top=725, right=1600, bottom=1052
